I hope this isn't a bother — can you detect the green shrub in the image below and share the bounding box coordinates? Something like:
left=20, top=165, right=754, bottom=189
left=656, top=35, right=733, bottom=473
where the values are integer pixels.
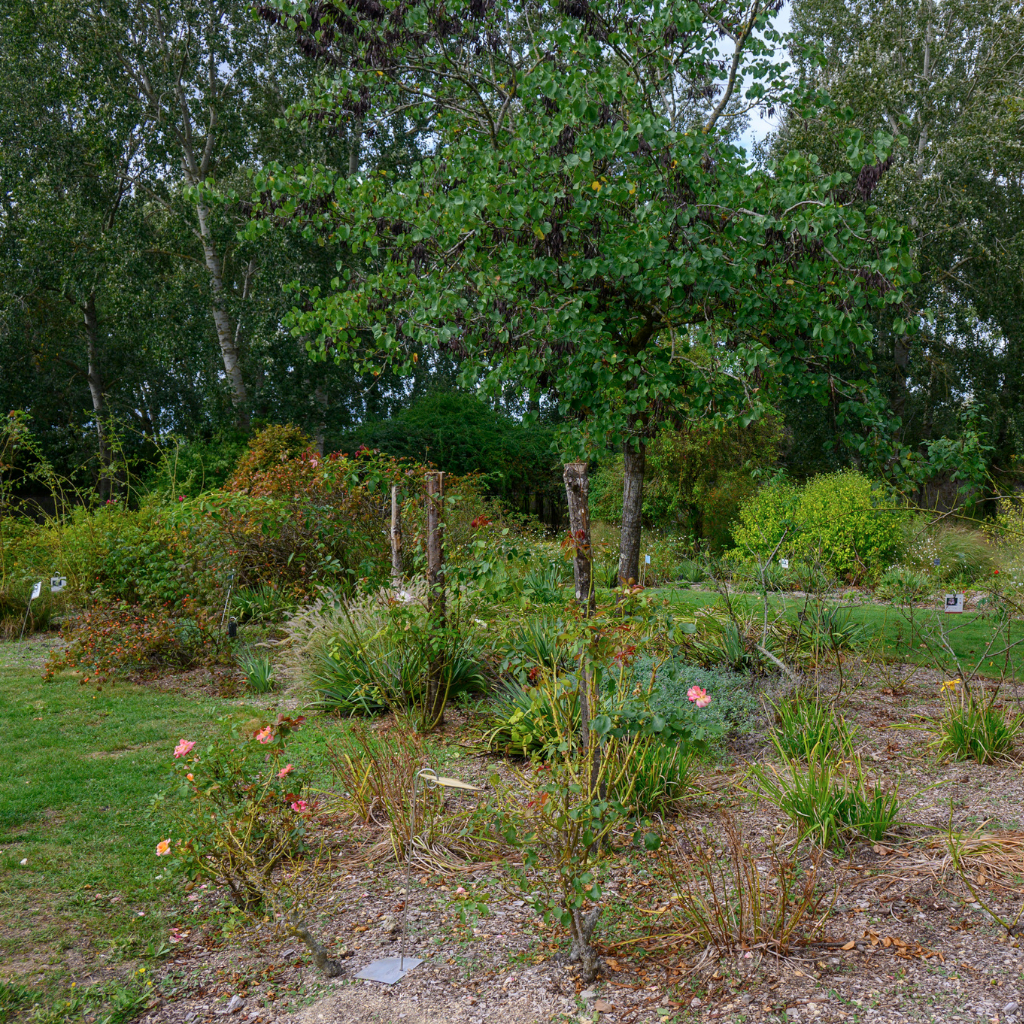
left=770, top=696, right=856, bottom=761
left=238, top=652, right=277, bottom=694
left=937, top=678, right=1021, bottom=764
left=731, top=482, right=801, bottom=557
left=733, top=472, right=906, bottom=581
left=0, top=583, right=60, bottom=638
left=795, top=471, right=905, bottom=580
left=311, top=602, right=490, bottom=719
left=234, top=583, right=298, bottom=624
left=752, top=743, right=901, bottom=850
left=144, top=431, right=249, bottom=498
left=483, top=673, right=581, bottom=757
left=632, top=657, right=760, bottom=736
left=876, top=565, right=934, bottom=602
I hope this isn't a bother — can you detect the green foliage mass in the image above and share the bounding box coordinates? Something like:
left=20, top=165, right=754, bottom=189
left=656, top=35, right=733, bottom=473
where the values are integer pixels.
left=593, top=419, right=783, bottom=549
left=340, top=390, right=559, bottom=505
left=732, top=470, right=906, bottom=579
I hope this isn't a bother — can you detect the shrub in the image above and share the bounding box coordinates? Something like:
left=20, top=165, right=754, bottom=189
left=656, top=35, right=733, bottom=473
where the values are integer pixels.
left=238, top=652, right=277, bottom=694
left=731, top=481, right=801, bottom=557
left=45, top=604, right=230, bottom=686
left=309, top=595, right=490, bottom=724
left=483, top=673, right=581, bottom=758
left=233, top=583, right=298, bottom=624
left=633, top=656, right=760, bottom=736
left=795, top=471, right=906, bottom=580
left=876, top=564, right=934, bottom=602
left=733, top=471, right=906, bottom=581
left=144, top=431, right=249, bottom=498
left=0, top=583, right=60, bottom=638
left=151, top=714, right=311, bottom=908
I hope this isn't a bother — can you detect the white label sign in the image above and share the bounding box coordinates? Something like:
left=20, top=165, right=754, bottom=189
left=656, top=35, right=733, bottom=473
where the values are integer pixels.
left=644, top=555, right=651, bottom=564
left=50, top=576, right=67, bottom=593
left=30, top=581, right=42, bottom=601
left=944, top=593, right=965, bottom=613
left=779, top=558, right=790, bottom=569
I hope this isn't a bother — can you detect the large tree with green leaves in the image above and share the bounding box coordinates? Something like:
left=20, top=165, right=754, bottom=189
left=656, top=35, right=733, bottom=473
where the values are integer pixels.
left=774, top=0, right=1024, bottom=493
left=253, top=0, right=916, bottom=587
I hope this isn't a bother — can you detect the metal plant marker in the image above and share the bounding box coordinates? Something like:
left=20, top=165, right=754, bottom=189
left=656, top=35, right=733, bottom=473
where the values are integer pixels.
left=354, top=767, right=484, bottom=985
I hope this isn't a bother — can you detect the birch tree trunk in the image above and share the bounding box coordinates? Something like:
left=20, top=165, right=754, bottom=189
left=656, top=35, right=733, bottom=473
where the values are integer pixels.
left=194, top=200, right=249, bottom=429
left=83, top=291, right=112, bottom=500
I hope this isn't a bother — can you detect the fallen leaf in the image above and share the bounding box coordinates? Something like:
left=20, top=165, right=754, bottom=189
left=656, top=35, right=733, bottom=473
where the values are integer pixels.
left=594, top=1000, right=613, bottom=1013
left=841, top=941, right=856, bottom=951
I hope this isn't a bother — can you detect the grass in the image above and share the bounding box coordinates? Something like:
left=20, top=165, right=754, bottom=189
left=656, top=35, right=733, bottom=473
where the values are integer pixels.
left=0, top=638, right=340, bottom=1021
left=664, top=587, right=1024, bottom=681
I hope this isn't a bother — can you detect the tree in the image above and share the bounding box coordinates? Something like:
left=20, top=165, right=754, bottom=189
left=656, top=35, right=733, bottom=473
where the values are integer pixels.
left=774, top=0, right=1024, bottom=491
left=253, top=0, right=916, bottom=589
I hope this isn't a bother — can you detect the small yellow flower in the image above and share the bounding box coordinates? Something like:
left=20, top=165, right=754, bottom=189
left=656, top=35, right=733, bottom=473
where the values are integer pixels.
left=941, top=678, right=960, bottom=692
left=591, top=181, right=601, bottom=191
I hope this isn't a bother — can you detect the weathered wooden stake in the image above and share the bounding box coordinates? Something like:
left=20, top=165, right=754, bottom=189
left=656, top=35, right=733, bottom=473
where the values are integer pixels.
left=390, top=485, right=403, bottom=592
left=425, top=471, right=446, bottom=726
left=563, top=462, right=596, bottom=615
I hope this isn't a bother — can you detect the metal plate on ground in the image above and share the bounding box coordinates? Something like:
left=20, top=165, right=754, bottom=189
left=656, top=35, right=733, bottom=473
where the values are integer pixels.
left=354, top=957, right=424, bottom=985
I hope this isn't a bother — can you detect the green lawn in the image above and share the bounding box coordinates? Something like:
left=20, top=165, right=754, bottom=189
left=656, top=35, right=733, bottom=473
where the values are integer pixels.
left=664, top=586, right=1024, bottom=682
left=0, top=640, right=341, bottom=1022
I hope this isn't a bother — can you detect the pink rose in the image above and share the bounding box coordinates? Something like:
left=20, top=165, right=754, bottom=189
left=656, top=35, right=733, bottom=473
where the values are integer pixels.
left=156, top=840, right=171, bottom=857
left=173, top=739, right=195, bottom=758
left=290, top=800, right=308, bottom=813
left=277, top=764, right=294, bottom=779
left=687, top=685, right=711, bottom=708
left=255, top=726, right=274, bottom=745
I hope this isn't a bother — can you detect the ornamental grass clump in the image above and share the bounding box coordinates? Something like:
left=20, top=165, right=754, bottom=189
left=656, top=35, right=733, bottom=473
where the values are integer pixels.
left=936, top=677, right=1021, bottom=764
left=750, top=740, right=901, bottom=851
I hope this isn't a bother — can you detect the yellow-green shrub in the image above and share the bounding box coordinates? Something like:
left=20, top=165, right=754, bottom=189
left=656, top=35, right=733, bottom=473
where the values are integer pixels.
left=796, top=472, right=906, bottom=579
left=733, top=471, right=906, bottom=581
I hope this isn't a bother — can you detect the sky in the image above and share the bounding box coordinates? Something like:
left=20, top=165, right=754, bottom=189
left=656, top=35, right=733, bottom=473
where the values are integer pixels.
left=737, top=1, right=793, bottom=155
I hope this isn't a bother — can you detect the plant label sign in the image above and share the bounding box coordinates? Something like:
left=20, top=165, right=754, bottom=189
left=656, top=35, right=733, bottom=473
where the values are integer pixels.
left=779, top=558, right=790, bottom=569
left=944, top=593, right=965, bottom=614
left=50, top=576, right=67, bottom=593
left=30, top=581, right=42, bottom=602
left=645, top=555, right=651, bottom=565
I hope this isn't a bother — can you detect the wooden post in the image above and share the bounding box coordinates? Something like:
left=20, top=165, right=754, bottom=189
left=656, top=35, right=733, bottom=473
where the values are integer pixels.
left=390, top=485, right=403, bottom=592
left=563, top=462, right=596, bottom=615
left=425, top=471, right=446, bottom=726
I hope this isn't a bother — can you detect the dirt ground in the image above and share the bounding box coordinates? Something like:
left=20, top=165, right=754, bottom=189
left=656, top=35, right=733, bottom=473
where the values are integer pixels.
left=117, top=659, right=1024, bottom=1024
left=8, top=635, right=1024, bottom=1024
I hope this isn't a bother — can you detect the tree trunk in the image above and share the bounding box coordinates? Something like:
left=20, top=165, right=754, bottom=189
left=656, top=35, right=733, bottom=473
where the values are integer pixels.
left=563, top=462, right=596, bottom=615
left=390, top=485, right=403, bottom=592
left=83, top=291, right=112, bottom=501
left=425, top=471, right=446, bottom=727
left=194, top=200, right=249, bottom=431
left=617, top=438, right=646, bottom=587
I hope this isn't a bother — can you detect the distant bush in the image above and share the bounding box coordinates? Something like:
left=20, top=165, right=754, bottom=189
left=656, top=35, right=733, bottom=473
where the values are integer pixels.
left=731, top=482, right=801, bottom=557
left=796, top=472, right=906, bottom=579
left=144, top=431, right=249, bottom=498
left=733, top=471, right=906, bottom=581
